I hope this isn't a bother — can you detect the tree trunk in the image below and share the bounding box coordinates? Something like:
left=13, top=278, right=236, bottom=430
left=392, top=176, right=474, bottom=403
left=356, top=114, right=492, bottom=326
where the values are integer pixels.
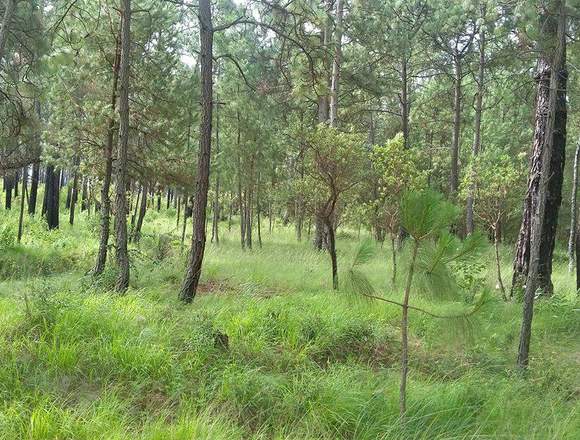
left=17, top=167, right=27, bottom=243
left=568, top=138, right=580, bottom=272
left=450, top=55, right=462, bottom=198
left=325, top=217, right=338, bottom=290
left=391, top=236, right=397, bottom=288
left=400, top=57, right=410, bottom=149
left=400, top=240, right=419, bottom=417
left=512, top=0, right=567, bottom=298
left=93, top=39, right=119, bottom=274
left=180, top=0, right=213, bottom=303
left=176, top=194, right=181, bottom=228
left=133, top=183, right=147, bottom=243
left=212, top=93, right=220, bottom=244
left=45, top=165, right=60, bottom=230
left=69, top=169, right=79, bottom=225
left=0, top=0, right=16, bottom=63
left=494, top=223, right=507, bottom=300
left=80, top=177, right=88, bottom=211
left=114, top=0, right=132, bottom=292
left=466, top=6, right=486, bottom=235
left=328, top=0, right=343, bottom=127
left=517, top=0, right=565, bottom=369
left=29, top=162, right=39, bottom=215
left=4, top=174, right=12, bottom=209
left=131, top=185, right=140, bottom=228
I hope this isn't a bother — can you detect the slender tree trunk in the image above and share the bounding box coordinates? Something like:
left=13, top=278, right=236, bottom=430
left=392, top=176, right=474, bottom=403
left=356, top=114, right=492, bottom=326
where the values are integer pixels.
left=517, top=0, right=565, bottom=369
left=176, top=194, right=181, bottom=228
left=328, top=0, right=343, bottom=127
left=228, top=192, right=233, bottom=231
left=133, top=183, right=147, bottom=243
left=512, top=0, right=567, bottom=298
left=45, top=165, right=60, bottom=230
left=400, top=57, right=410, bottom=149
left=466, top=6, right=486, bottom=235
left=69, top=169, right=79, bottom=225
left=576, top=223, right=580, bottom=291
left=325, top=217, right=338, bottom=290
left=391, top=236, right=397, bottom=288
left=212, top=93, right=220, bottom=244
left=180, top=0, right=213, bottom=303
left=400, top=240, right=419, bottom=417
left=131, top=185, right=141, bottom=228
left=17, top=167, right=27, bottom=243
left=568, top=138, right=580, bottom=271
left=29, top=162, right=39, bottom=215
left=114, top=0, right=132, bottom=292
left=80, top=177, right=88, bottom=211
left=257, top=172, right=262, bottom=248
left=450, top=55, right=462, bottom=198
left=494, top=223, right=507, bottom=300
left=0, top=0, right=16, bottom=64
left=4, top=174, right=12, bottom=209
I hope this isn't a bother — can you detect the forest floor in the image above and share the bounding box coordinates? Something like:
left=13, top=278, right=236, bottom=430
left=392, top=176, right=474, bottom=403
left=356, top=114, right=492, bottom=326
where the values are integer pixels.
left=0, top=207, right=578, bottom=439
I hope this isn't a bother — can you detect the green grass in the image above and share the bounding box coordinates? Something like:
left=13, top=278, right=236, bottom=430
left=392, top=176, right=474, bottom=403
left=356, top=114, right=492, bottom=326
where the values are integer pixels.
left=0, top=202, right=578, bottom=439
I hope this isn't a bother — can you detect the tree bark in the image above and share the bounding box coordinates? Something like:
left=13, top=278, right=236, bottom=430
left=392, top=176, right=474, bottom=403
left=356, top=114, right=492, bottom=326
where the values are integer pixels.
left=94, top=31, right=121, bottom=276
left=512, top=0, right=567, bottom=298
left=449, top=55, right=462, bottom=198
left=133, top=183, right=147, bottom=243
left=325, top=216, right=338, bottom=290
left=0, top=0, right=16, bottom=64
left=568, top=138, right=580, bottom=272
left=517, top=0, right=566, bottom=369
left=180, top=0, right=213, bottom=303
left=45, top=165, right=60, bottom=230
left=211, top=93, right=220, bottom=244
left=466, top=5, right=486, bottom=235
left=114, top=0, right=132, bottom=292
left=17, top=167, right=26, bottom=243
left=400, top=240, right=419, bottom=417
left=328, top=0, right=343, bottom=127
left=69, top=168, right=79, bottom=225
left=29, top=162, right=39, bottom=215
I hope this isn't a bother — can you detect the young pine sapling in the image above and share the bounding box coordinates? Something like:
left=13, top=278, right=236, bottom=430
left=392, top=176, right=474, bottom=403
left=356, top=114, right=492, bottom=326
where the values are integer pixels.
left=348, top=190, right=488, bottom=417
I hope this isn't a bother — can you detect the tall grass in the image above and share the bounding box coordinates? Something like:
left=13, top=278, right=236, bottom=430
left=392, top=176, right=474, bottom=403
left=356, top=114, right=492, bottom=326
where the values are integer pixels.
left=0, top=205, right=578, bottom=439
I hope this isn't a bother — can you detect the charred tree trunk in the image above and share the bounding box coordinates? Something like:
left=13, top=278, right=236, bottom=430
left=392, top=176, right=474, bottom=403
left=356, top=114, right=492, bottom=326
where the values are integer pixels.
left=29, top=162, right=39, bottom=215
left=180, top=0, right=213, bottom=303
left=4, top=174, right=13, bottom=209
left=45, top=165, right=60, bottom=230
left=512, top=1, right=567, bottom=298
left=517, top=0, right=566, bottom=369
left=114, top=0, right=132, bottom=292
